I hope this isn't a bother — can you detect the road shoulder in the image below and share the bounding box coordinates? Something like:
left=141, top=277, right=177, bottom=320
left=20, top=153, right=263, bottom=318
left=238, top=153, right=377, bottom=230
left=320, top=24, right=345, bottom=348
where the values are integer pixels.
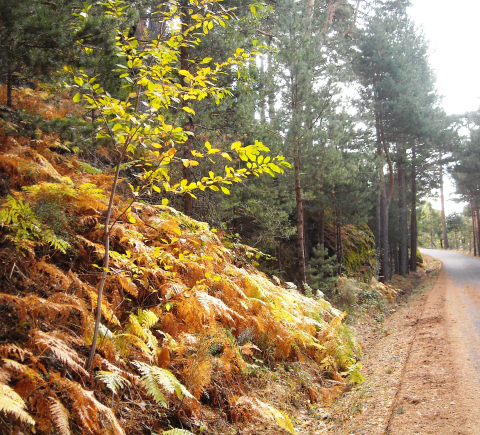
left=328, top=256, right=480, bottom=435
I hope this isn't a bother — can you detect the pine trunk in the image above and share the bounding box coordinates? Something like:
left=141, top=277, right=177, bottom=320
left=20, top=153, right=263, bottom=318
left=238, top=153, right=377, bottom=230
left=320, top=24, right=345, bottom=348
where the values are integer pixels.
left=375, top=193, right=381, bottom=281
left=410, top=147, right=418, bottom=272
left=439, top=159, right=449, bottom=250
left=476, top=202, right=480, bottom=256
left=380, top=189, right=390, bottom=281
left=472, top=201, right=477, bottom=256
left=295, top=156, right=306, bottom=288
left=398, top=147, right=408, bottom=277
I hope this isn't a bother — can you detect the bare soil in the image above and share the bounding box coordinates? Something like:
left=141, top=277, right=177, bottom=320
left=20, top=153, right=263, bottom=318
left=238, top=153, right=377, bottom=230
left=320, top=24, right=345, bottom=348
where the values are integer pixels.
left=326, top=256, right=480, bottom=435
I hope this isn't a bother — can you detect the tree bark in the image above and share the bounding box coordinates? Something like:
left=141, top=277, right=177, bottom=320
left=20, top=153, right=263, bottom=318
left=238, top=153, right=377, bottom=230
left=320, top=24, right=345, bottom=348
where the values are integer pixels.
left=294, top=155, right=306, bottom=288
left=472, top=201, right=477, bottom=256
left=398, top=146, right=408, bottom=277
left=410, top=146, right=418, bottom=272
left=439, top=158, right=449, bottom=250
left=319, top=208, right=325, bottom=256
left=375, top=193, right=381, bottom=281
left=476, top=201, right=480, bottom=257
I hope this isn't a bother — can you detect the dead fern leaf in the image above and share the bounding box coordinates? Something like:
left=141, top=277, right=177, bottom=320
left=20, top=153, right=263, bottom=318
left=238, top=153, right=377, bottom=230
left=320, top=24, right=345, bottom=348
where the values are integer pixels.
left=32, top=330, right=88, bottom=377
left=49, top=397, right=71, bottom=435
left=51, top=374, right=125, bottom=435
left=0, top=344, right=33, bottom=362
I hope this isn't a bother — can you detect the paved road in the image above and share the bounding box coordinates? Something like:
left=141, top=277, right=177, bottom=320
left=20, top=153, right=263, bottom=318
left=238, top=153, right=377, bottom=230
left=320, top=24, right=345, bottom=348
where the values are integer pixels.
left=421, top=249, right=480, bottom=342
left=421, top=248, right=480, bottom=285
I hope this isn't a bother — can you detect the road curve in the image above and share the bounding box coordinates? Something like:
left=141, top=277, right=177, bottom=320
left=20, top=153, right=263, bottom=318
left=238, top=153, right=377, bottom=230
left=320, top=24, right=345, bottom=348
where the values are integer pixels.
left=421, top=248, right=480, bottom=369
left=421, top=248, right=480, bottom=285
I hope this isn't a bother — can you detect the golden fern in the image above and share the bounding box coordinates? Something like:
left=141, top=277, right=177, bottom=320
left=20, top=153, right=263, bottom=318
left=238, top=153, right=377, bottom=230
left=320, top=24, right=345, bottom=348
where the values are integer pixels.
left=96, top=371, right=132, bottom=395
left=118, top=309, right=160, bottom=361
left=133, top=361, right=193, bottom=408
left=0, top=383, right=35, bottom=426
left=235, top=396, right=296, bottom=434
left=49, top=397, right=71, bottom=435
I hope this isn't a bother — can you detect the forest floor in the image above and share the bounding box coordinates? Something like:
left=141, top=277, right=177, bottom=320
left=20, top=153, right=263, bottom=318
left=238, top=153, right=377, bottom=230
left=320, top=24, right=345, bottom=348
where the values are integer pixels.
left=325, top=254, right=480, bottom=435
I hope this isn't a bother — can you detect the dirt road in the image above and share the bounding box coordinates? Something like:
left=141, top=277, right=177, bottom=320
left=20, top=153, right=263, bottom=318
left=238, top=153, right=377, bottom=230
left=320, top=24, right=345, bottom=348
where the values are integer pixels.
left=328, top=251, right=480, bottom=435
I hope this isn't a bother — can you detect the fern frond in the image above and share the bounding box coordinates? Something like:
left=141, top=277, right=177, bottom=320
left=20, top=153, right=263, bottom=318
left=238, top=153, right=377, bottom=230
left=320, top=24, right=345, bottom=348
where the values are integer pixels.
left=133, top=361, right=193, bottom=407
left=235, top=396, right=296, bottom=435
left=162, top=429, right=195, bottom=435
left=124, top=310, right=160, bottom=356
left=138, top=309, right=159, bottom=330
left=0, top=383, right=35, bottom=426
left=0, top=344, right=33, bottom=362
left=33, top=330, right=88, bottom=376
left=117, top=333, right=154, bottom=360
left=115, top=274, right=139, bottom=297
left=51, top=375, right=125, bottom=435
left=0, top=195, right=69, bottom=253
left=49, top=397, right=71, bottom=435
left=78, top=161, right=103, bottom=174
left=96, top=371, right=131, bottom=395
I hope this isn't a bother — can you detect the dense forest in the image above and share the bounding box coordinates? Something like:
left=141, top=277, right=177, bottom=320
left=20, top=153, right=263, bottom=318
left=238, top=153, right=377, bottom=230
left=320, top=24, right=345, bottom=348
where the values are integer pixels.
left=0, top=0, right=479, bottom=434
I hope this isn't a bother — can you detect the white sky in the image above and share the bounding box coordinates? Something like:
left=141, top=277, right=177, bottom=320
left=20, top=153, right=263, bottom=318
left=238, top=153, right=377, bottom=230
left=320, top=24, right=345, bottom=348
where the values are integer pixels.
left=408, top=0, right=480, bottom=215
left=409, top=0, right=480, bottom=115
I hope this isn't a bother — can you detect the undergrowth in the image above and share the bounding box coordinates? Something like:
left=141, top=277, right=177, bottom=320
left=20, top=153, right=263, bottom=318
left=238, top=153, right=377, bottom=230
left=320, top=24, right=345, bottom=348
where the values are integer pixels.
left=0, top=86, right=363, bottom=434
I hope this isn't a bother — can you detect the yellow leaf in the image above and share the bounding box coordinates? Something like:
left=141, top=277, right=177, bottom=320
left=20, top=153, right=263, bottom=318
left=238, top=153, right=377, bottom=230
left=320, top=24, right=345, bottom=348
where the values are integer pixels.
left=162, top=198, right=169, bottom=206
left=221, top=186, right=230, bottom=195
left=221, top=152, right=232, bottom=161
left=182, top=106, right=196, bottom=115
left=73, top=93, right=81, bottom=103
left=127, top=212, right=136, bottom=224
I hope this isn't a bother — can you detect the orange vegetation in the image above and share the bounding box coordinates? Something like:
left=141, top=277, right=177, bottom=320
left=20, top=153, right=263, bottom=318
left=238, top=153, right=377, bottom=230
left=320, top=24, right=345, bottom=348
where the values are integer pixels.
left=0, top=87, right=360, bottom=435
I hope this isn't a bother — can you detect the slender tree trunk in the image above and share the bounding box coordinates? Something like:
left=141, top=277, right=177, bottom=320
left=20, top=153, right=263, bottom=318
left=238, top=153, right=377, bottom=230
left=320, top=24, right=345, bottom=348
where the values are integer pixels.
left=181, top=3, right=193, bottom=217
left=319, top=208, right=325, bottom=256
left=394, top=244, right=399, bottom=275
left=472, top=201, right=477, bottom=256
left=439, top=158, right=449, bottom=250
left=375, top=193, right=381, bottom=281
left=294, top=155, right=306, bottom=288
left=6, top=69, right=13, bottom=108
left=398, top=146, right=408, bottom=277
left=267, top=53, right=275, bottom=122
left=87, top=149, right=125, bottom=370
left=304, top=208, right=310, bottom=265
left=336, top=220, right=343, bottom=275
left=476, top=201, right=480, bottom=256
left=259, top=56, right=266, bottom=123
left=410, top=146, right=418, bottom=272
left=380, top=190, right=390, bottom=281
